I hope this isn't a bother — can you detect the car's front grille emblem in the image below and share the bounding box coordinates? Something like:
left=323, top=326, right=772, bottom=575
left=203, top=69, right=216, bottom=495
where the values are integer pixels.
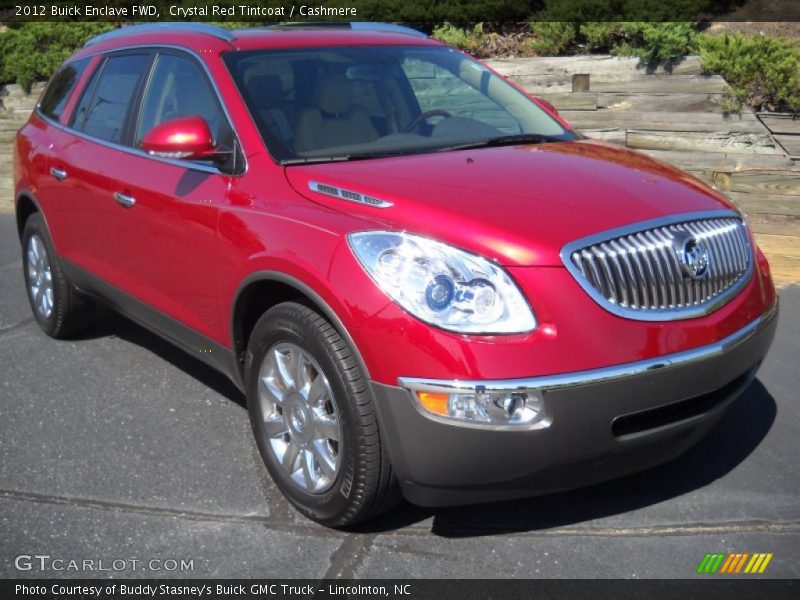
left=561, top=212, right=753, bottom=321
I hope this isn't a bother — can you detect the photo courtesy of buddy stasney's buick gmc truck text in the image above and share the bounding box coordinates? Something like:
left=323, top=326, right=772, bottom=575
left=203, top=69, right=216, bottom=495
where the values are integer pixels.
left=14, top=22, right=777, bottom=527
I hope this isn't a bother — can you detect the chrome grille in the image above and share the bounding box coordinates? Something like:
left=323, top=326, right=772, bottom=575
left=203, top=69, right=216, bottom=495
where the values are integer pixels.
left=563, top=212, right=752, bottom=320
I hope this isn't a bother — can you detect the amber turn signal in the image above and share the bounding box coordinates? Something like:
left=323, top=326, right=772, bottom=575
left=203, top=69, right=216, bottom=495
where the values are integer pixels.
left=416, top=392, right=449, bottom=416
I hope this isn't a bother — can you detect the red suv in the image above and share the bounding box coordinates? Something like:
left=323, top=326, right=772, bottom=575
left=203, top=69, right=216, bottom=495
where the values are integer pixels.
left=14, top=23, right=778, bottom=526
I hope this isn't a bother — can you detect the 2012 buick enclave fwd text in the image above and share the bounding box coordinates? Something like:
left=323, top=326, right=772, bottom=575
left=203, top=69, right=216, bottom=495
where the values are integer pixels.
left=14, top=23, right=778, bottom=526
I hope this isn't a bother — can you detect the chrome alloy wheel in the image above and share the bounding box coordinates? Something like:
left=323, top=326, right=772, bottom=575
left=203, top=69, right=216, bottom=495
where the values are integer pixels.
left=26, top=234, right=54, bottom=320
left=258, top=342, right=343, bottom=494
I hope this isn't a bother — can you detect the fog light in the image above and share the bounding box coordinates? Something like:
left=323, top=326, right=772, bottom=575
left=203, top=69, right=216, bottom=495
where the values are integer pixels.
left=415, top=386, right=543, bottom=425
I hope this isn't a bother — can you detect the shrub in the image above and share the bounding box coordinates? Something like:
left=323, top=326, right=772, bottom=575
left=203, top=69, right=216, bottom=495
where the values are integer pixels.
left=432, top=22, right=486, bottom=55
left=580, top=21, right=626, bottom=52
left=356, top=0, right=542, bottom=24
left=532, top=0, right=741, bottom=22
left=529, top=20, right=698, bottom=64
left=530, top=22, right=577, bottom=55
left=0, top=23, right=115, bottom=91
left=699, top=33, right=800, bottom=112
left=613, top=22, right=699, bottom=66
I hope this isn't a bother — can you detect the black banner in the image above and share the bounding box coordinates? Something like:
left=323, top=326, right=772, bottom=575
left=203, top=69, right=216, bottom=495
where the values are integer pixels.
left=2, top=0, right=800, bottom=23
left=3, top=579, right=800, bottom=600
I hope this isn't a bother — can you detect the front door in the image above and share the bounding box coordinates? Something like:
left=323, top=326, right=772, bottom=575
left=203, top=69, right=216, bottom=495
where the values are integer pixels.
left=95, top=50, right=240, bottom=344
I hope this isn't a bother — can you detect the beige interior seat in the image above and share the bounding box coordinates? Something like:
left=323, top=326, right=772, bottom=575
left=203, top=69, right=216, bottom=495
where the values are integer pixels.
left=294, top=71, right=379, bottom=153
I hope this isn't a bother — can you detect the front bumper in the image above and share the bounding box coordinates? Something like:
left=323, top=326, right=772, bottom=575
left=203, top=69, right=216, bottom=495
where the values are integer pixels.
left=371, top=302, right=778, bottom=507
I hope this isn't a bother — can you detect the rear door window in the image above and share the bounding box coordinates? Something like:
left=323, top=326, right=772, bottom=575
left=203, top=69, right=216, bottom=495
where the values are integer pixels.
left=39, top=57, right=90, bottom=121
left=78, top=53, right=151, bottom=144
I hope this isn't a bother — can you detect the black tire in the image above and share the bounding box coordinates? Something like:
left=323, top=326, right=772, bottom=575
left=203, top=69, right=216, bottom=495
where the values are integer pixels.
left=244, top=301, right=401, bottom=527
left=21, top=212, right=95, bottom=338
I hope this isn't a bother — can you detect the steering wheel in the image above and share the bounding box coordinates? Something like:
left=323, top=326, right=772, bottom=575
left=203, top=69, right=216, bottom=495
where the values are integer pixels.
left=402, top=109, right=452, bottom=133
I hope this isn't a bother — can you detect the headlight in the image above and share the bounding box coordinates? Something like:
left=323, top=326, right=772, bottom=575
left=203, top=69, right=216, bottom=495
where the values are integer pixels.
left=348, top=231, right=536, bottom=334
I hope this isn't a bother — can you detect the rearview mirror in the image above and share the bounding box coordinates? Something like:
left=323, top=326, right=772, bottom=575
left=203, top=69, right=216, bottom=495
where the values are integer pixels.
left=141, top=116, right=217, bottom=160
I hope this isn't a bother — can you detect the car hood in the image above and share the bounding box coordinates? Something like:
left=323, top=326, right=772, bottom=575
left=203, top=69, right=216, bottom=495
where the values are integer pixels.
left=284, top=140, right=736, bottom=267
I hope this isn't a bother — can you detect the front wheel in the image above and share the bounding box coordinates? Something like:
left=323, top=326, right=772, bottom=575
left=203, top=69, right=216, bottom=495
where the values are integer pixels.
left=244, top=302, right=400, bottom=527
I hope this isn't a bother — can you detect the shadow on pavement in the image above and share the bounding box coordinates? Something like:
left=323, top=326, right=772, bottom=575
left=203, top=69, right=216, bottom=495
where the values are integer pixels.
left=74, top=311, right=246, bottom=409
left=360, top=379, right=776, bottom=537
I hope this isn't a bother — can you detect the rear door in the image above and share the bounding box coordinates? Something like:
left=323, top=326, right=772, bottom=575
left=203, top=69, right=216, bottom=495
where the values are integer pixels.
left=50, top=50, right=154, bottom=283
left=31, top=55, right=96, bottom=254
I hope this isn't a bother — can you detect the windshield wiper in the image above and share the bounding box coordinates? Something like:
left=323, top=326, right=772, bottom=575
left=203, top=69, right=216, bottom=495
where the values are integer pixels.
left=283, top=148, right=432, bottom=165
left=281, top=135, right=565, bottom=165
left=434, top=133, right=565, bottom=153
left=281, top=155, right=354, bottom=165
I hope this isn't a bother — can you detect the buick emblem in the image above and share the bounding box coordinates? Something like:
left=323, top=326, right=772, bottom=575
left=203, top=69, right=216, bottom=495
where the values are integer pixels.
left=680, top=237, right=710, bottom=279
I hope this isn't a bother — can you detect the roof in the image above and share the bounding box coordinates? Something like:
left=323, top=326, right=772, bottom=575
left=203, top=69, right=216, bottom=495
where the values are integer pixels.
left=80, top=22, right=439, bottom=54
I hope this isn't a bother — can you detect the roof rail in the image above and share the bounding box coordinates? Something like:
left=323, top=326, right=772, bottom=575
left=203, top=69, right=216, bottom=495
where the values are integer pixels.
left=266, top=22, right=428, bottom=38
left=84, top=22, right=236, bottom=47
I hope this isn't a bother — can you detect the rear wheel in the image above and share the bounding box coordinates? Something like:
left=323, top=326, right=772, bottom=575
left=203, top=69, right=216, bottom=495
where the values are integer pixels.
left=244, top=301, right=400, bottom=527
left=22, top=213, right=95, bottom=338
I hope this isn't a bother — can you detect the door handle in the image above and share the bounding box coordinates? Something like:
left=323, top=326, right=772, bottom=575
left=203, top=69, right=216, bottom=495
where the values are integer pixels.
left=49, top=167, right=67, bottom=181
left=113, top=192, right=136, bottom=208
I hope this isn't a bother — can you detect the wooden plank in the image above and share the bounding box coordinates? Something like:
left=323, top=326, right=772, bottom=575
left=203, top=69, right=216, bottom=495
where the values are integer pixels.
left=627, top=130, right=782, bottom=155
left=759, top=114, right=800, bottom=135
left=727, top=192, right=800, bottom=218
left=748, top=215, right=800, bottom=237
left=0, top=83, right=44, bottom=112
left=536, top=92, right=597, bottom=110
left=510, top=77, right=579, bottom=94
left=572, top=73, right=590, bottom=92
left=580, top=128, right=626, bottom=144
left=770, top=274, right=800, bottom=287
left=774, top=134, right=800, bottom=157
left=753, top=233, right=800, bottom=258
left=513, top=74, right=726, bottom=95
left=640, top=149, right=797, bottom=171
left=729, top=172, right=800, bottom=196
left=486, top=55, right=703, bottom=78
left=597, top=93, right=725, bottom=113
left=564, top=110, right=764, bottom=133
left=759, top=254, right=800, bottom=286
left=591, top=75, right=727, bottom=94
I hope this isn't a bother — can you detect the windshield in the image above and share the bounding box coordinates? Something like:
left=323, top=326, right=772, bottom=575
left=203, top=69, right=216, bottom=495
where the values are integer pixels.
left=223, top=44, right=576, bottom=164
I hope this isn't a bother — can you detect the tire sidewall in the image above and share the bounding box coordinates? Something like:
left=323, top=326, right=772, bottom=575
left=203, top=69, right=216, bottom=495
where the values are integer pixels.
left=21, top=214, right=58, bottom=336
left=245, top=305, right=362, bottom=524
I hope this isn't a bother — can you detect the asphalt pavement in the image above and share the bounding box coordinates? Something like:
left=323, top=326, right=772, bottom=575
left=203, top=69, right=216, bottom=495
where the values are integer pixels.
left=1, top=212, right=799, bottom=579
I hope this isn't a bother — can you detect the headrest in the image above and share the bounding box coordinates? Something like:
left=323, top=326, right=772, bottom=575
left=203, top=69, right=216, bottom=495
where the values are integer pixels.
left=313, top=71, right=353, bottom=116
left=248, top=74, right=284, bottom=109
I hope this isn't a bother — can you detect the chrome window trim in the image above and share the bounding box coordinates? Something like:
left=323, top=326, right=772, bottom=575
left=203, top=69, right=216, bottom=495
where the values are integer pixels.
left=559, top=209, right=753, bottom=322
left=399, top=300, right=777, bottom=396
left=37, top=43, right=247, bottom=177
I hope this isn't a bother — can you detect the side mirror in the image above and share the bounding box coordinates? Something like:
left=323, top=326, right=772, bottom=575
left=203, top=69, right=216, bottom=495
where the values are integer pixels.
left=534, top=97, right=559, bottom=117
left=141, top=116, right=217, bottom=160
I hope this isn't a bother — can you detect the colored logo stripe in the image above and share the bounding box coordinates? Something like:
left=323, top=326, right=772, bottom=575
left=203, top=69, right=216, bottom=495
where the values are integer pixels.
left=697, top=553, right=725, bottom=573
left=697, top=553, right=773, bottom=574
left=745, top=553, right=774, bottom=574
